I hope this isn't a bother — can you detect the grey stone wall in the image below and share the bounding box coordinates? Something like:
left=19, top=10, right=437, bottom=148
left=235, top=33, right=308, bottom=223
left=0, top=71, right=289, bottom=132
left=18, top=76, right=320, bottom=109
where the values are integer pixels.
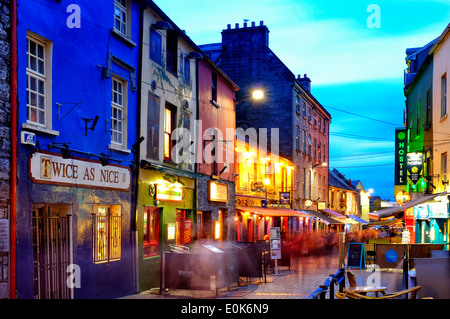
left=0, top=0, right=10, bottom=299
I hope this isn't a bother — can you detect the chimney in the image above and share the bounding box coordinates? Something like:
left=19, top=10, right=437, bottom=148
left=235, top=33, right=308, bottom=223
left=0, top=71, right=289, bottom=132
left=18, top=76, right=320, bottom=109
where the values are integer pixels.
left=222, top=21, right=270, bottom=47
left=298, top=73, right=311, bottom=92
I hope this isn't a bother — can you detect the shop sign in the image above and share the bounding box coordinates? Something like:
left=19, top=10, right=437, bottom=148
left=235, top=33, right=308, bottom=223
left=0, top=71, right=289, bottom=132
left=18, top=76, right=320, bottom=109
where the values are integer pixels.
left=30, top=151, right=130, bottom=191
left=279, top=192, right=290, bottom=205
left=427, top=202, right=449, bottom=219
left=184, top=219, right=192, bottom=244
left=251, top=181, right=265, bottom=192
left=407, top=152, right=423, bottom=185
left=414, top=204, right=429, bottom=220
left=394, top=129, right=407, bottom=186
left=208, top=181, right=228, bottom=202
left=396, top=191, right=411, bottom=205
left=156, top=184, right=182, bottom=201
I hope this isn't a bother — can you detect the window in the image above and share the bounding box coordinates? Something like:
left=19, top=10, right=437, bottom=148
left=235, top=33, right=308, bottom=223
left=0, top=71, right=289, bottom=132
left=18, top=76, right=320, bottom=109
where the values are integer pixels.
left=302, top=168, right=306, bottom=197
left=114, top=0, right=127, bottom=36
left=442, top=73, right=447, bottom=118
left=183, top=55, right=190, bottom=85
left=164, top=104, right=176, bottom=161
left=26, top=34, right=51, bottom=128
left=143, top=207, right=160, bottom=257
left=295, top=97, right=300, bottom=113
left=303, top=130, right=306, bottom=153
left=111, top=77, right=127, bottom=147
left=313, top=138, right=316, bottom=159
left=295, top=126, right=300, bottom=151
left=416, top=102, right=420, bottom=135
left=93, top=205, right=122, bottom=263
left=318, top=141, right=322, bottom=161
left=314, top=113, right=317, bottom=127
left=150, top=27, right=162, bottom=65
left=426, top=90, right=432, bottom=128
left=302, top=102, right=306, bottom=118
left=323, top=144, right=326, bottom=162
left=442, top=153, right=448, bottom=187
left=212, top=72, right=217, bottom=102
left=308, top=107, right=312, bottom=122
left=166, top=30, right=178, bottom=74
left=318, top=117, right=322, bottom=131
left=308, top=135, right=312, bottom=157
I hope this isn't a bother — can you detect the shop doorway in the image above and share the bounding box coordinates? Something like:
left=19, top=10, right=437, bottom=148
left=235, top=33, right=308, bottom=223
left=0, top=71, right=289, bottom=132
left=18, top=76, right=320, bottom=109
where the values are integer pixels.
left=197, top=211, right=212, bottom=240
left=32, top=204, right=72, bottom=299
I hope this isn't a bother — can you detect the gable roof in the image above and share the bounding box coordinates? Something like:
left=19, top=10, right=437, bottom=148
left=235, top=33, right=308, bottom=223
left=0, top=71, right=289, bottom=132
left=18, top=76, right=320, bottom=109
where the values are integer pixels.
left=329, top=169, right=358, bottom=192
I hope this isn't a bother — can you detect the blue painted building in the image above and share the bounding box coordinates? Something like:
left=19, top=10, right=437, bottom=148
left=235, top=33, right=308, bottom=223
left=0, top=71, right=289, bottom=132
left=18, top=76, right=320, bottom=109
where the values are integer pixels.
left=16, top=0, right=142, bottom=298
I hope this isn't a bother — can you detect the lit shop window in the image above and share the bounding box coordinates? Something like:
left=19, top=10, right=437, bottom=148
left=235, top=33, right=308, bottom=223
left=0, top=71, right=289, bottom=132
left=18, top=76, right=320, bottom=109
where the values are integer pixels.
left=143, top=207, right=160, bottom=258
left=93, top=205, right=122, bottom=263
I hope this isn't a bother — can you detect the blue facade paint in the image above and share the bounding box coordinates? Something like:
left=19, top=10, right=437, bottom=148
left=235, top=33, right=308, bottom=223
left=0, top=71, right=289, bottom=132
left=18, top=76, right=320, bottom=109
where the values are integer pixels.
left=16, top=1, right=141, bottom=299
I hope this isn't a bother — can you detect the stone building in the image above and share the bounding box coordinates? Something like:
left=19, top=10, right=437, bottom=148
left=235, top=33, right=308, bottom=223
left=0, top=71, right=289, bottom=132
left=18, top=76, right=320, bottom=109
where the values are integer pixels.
left=0, top=0, right=11, bottom=300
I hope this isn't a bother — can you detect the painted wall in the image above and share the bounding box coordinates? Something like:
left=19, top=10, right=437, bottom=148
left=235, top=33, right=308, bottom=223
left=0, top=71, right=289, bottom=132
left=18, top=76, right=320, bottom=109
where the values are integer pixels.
left=16, top=0, right=140, bottom=298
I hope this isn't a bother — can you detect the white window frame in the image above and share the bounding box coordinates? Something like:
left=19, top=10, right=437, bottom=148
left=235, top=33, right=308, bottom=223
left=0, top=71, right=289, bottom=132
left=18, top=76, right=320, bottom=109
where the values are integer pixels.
left=110, top=76, right=128, bottom=150
left=442, top=73, right=447, bottom=118
left=24, top=33, right=56, bottom=135
left=114, top=0, right=131, bottom=37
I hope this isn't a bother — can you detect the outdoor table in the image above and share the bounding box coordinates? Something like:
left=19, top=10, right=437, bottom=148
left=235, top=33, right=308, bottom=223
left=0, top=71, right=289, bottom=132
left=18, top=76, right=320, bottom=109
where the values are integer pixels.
left=343, top=286, right=387, bottom=297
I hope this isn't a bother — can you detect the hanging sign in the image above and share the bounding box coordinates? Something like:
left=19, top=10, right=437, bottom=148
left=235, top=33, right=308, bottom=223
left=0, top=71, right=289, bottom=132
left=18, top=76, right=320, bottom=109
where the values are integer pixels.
left=29, top=151, right=131, bottom=191
left=407, top=152, right=423, bottom=185
left=394, top=129, right=407, bottom=186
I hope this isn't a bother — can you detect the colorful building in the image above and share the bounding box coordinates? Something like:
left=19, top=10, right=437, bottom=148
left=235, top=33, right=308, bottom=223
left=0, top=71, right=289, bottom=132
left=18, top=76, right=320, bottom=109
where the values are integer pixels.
left=15, top=0, right=141, bottom=298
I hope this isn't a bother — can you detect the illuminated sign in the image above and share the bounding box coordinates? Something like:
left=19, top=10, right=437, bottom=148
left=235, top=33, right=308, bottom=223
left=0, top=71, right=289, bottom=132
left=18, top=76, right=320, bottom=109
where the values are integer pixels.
left=407, top=152, right=423, bottom=185
left=394, top=129, right=407, bottom=186
left=208, top=181, right=228, bottom=202
left=156, top=184, right=183, bottom=201
left=396, top=191, right=411, bottom=205
left=29, top=151, right=131, bottom=191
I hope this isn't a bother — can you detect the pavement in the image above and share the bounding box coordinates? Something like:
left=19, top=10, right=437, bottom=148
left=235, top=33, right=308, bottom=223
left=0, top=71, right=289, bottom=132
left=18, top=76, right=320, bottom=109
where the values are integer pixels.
left=122, top=251, right=405, bottom=300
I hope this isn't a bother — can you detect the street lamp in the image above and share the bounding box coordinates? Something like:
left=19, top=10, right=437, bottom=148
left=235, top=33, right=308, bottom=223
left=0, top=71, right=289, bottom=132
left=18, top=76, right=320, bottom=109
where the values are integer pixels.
left=313, top=162, right=327, bottom=169
left=234, top=89, right=265, bottom=103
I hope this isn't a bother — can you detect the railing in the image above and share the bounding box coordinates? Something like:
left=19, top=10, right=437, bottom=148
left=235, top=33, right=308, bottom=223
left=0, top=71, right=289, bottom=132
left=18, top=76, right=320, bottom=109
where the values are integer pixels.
left=305, top=268, right=345, bottom=299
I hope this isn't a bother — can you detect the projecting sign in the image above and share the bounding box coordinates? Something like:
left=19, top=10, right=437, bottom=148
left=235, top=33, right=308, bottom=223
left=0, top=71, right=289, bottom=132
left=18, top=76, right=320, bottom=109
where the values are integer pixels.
left=29, top=151, right=131, bottom=191
left=407, top=152, right=423, bottom=185
left=394, top=129, right=407, bottom=186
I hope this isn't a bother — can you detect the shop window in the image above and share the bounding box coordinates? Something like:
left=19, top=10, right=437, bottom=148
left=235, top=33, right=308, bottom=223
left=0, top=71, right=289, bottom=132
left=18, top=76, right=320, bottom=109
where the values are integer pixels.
left=93, top=205, right=122, bottom=263
left=143, top=207, right=160, bottom=258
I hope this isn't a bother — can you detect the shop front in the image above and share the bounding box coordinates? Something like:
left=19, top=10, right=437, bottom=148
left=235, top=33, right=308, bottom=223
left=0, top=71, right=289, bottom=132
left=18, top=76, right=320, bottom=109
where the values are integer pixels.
left=18, top=150, right=133, bottom=299
left=414, top=199, right=450, bottom=246
left=137, top=163, right=196, bottom=291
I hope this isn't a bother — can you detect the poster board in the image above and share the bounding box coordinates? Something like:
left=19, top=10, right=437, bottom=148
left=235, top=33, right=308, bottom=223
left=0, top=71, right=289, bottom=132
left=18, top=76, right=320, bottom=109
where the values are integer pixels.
left=269, top=227, right=281, bottom=259
left=347, top=242, right=365, bottom=269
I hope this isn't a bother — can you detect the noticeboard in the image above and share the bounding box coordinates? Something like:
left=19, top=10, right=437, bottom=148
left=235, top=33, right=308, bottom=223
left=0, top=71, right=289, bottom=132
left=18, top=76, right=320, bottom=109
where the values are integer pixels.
left=347, top=243, right=365, bottom=269
left=270, top=227, right=281, bottom=260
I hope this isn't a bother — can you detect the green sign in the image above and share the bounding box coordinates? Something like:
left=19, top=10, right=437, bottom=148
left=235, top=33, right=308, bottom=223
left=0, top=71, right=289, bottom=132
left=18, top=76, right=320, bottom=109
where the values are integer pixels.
left=395, top=129, right=407, bottom=185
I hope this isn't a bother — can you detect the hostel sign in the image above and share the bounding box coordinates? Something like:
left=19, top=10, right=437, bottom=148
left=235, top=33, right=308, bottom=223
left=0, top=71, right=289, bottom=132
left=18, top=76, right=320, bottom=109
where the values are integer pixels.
left=394, top=129, right=407, bottom=186
left=30, top=151, right=131, bottom=191
left=407, top=152, right=423, bottom=185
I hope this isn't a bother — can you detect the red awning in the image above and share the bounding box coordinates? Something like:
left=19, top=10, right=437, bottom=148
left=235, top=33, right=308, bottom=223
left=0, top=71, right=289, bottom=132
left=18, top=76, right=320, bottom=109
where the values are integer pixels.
left=236, top=206, right=310, bottom=217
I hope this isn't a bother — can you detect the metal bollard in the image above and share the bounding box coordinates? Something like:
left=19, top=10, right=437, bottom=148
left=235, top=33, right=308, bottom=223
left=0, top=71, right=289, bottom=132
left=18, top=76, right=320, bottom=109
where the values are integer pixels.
left=329, top=275, right=335, bottom=299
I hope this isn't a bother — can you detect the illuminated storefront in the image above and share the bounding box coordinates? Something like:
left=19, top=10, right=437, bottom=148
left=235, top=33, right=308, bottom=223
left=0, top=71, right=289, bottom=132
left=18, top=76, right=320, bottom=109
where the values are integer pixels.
left=413, top=197, right=450, bottom=246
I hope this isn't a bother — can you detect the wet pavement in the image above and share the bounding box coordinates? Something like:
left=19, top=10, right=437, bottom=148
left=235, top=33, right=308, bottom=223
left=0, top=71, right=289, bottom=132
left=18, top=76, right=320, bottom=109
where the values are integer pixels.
left=122, top=252, right=405, bottom=300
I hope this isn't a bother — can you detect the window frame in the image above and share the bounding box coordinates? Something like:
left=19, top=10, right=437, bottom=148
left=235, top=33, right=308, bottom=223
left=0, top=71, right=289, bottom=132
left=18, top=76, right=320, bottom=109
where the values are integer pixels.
left=26, top=33, right=54, bottom=132
left=442, top=73, right=447, bottom=118
left=93, top=205, right=122, bottom=264
left=111, top=76, right=128, bottom=149
left=166, top=30, right=178, bottom=75
left=149, top=27, right=162, bottom=65
left=164, top=103, right=176, bottom=161
left=114, top=0, right=128, bottom=36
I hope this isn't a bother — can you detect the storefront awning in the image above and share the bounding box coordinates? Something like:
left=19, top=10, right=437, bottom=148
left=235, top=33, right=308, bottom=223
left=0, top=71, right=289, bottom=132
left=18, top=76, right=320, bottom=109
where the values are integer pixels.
left=347, top=215, right=369, bottom=224
left=371, top=192, right=447, bottom=218
left=320, top=208, right=345, bottom=217
left=236, top=206, right=310, bottom=217
left=368, top=217, right=404, bottom=227
left=302, top=210, right=344, bottom=225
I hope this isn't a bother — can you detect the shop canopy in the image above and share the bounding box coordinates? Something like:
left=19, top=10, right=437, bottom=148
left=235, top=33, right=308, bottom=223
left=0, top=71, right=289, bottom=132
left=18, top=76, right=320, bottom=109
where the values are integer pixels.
left=319, top=208, right=345, bottom=217
left=371, top=192, right=447, bottom=218
left=347, top=215, right=369, bottom=224
left=236, top=206, right=310, bottom=218
left=302, top=210, right=343, bottom=225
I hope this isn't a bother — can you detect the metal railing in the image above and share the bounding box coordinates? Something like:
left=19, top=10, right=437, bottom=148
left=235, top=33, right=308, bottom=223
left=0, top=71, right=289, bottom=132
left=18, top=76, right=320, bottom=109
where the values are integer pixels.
left=305, top=268, right=345, bottom=299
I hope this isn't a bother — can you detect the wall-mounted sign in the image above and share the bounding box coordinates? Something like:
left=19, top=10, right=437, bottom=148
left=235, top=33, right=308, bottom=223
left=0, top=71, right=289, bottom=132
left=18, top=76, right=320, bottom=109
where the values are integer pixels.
left=251, top=181, right=265, bottom=192
left=0, top=219, right=9, bottom=253
left=394, top=129, right=407, bottom=186
left=407, top=152, right=423, bottom=185
left=184, top=219, right=192, bottom=244
left=208, top=181, right=228, bottom=202
left=156, top=184, right=183, bottom=201
left=21, top=131, right=36, bottom=146
left=279, top=192, right=290, bottom=204
left=305, top=200, right=313, bottom=207
left=29, top=151, right=131, bottom=191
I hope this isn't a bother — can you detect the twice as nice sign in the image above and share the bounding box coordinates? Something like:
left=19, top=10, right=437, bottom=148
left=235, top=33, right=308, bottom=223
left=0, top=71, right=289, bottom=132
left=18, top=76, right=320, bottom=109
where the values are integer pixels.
left=30, top=151, right=131, bottom=191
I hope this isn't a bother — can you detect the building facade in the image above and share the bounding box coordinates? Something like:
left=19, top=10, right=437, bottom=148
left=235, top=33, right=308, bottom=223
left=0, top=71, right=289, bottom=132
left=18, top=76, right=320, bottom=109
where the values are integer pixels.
left=15, top=0, right=141, bottom=298
left=196, top=53, right=238, bottom=242
left=200, top=21, right=331, bottom=216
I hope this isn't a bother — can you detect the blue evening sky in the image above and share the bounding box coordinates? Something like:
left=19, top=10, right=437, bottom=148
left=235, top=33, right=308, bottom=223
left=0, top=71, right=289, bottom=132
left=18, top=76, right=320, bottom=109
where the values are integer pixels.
left=153, top=0, right=450, bottom=200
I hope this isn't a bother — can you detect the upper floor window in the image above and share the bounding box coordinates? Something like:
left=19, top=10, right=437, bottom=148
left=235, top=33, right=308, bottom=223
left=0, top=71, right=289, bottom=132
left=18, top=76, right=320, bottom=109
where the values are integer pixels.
left=26, top=34, right=53, bottom=131
left=150, top=27, right=162, bottom=65
left=212, top=72, right=218, bottom=103
left=166, top=30, right=178, bottom=74
left=442, top=73, right=447, bottom=118
left=164, top=104, right=176, bottom=161
left=295, top=97, right=300, bottom=113
left=111, top=77, right=127, bottom=148
left=114, top=0, right=127, bottom=36
left=308, top=107, right=312, bottom=122
left=295, top=126, right=300, bottom=151
left=302, top=102, right=306, bottom=118
left=425, top=89, right=432, bottom=128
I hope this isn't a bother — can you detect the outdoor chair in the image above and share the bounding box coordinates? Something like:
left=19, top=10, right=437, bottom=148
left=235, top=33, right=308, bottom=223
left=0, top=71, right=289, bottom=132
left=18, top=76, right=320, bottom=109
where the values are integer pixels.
left=346, top=271, right=357, bottom=287
left=335, top=286, right=427, bottom=299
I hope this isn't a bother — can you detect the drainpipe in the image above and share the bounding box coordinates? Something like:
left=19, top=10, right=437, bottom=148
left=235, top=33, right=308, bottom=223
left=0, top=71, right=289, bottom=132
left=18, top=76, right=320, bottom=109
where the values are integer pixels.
left=10, top=0, right=17, bottom=299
